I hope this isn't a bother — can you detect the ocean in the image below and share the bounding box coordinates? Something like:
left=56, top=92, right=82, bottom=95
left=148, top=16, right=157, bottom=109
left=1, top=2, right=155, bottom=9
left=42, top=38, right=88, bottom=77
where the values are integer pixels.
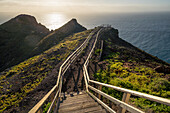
left=0, top=12, right=170, bottom=63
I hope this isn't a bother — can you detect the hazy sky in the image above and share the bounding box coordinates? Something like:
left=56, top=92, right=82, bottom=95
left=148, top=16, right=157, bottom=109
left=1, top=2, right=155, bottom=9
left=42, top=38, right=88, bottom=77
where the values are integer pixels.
left=0, top=0, right=170, bottom=13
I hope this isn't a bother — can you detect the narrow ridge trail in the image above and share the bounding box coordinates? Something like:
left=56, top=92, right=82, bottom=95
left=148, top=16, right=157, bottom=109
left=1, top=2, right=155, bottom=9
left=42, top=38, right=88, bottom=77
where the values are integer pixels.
left=62, top=28, right=101, bottom=93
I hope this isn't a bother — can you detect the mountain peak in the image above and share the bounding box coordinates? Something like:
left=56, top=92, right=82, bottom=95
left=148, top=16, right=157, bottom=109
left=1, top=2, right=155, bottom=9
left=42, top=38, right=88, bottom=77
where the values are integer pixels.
left=70, top=18, right=77, bottom=23
left=34, top=18, right=87, bottom=54
left=11, top=14, right=38, bottom=25
left=57, top=18, right=87, bottom=33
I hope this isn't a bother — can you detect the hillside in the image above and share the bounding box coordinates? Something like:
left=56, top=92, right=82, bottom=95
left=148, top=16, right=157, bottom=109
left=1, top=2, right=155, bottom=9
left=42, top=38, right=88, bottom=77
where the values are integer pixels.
left=0, top=24, right=169, bottom=112
left=33, top=18, right=87, bottom=55
left=0, top=14, right=50, bottom=72
left=0, top=29, right=92, bottom=112
left=88, top=27, right=170, bottom=112
left=0, top=15, right=86, bottom=72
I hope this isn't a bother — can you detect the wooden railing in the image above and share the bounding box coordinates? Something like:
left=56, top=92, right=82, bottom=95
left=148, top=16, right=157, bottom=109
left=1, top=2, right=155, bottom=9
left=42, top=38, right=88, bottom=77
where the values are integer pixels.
left=29, top=28, right=101, bottom=113
left=29, top=26, right=170, bottom=113
left=82, top=27, right=170, bottom=113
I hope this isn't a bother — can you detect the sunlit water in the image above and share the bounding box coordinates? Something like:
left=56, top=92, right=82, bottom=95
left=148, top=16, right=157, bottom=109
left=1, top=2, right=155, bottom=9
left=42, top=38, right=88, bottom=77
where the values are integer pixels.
left=0, top=12, right=170, bottom=63
left=36, top=13, right=68, bottom=30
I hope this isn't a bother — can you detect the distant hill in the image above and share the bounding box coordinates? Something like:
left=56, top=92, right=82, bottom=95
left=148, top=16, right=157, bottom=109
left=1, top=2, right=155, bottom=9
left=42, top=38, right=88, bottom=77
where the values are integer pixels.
left=0, top=14, right=50, bottom=72
left=33, top=18, right=87, bottom=54
left=0, top=15, right=86, bottom=72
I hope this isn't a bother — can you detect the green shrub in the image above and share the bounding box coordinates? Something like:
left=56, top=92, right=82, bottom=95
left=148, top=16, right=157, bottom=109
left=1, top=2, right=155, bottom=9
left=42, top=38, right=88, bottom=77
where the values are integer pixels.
left=92, top=52, right=170, bottom=112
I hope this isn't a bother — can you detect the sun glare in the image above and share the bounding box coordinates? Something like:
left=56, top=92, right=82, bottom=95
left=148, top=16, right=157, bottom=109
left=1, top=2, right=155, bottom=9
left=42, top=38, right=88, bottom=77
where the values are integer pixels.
left=39, top=13, right=67, bottom=30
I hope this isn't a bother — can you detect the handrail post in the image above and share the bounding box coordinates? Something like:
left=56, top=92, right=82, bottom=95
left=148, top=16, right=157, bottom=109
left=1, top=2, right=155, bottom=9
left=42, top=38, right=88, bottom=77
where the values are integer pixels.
left=98, top=85, right=102, bottom=100
left=118, top=92, right=131, bottom=113
left=54, top=97, right=60, bottom=113
left=50, top=92, right=55, bottom=111
left=37, top=107, right=43, bottom=113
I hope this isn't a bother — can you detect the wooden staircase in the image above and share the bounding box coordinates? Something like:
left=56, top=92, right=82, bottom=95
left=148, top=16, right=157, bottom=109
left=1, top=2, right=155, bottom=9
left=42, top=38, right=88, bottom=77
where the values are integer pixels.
left=58, top=92, right=107, bottom=113
left=29, top=27, right=170, bottom=113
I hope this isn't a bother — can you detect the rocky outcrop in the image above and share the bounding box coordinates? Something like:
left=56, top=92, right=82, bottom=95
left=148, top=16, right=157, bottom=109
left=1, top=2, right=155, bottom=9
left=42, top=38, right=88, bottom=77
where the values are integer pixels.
left=58, top=18, right=87, bottom=34
left=155, top=66, right=170, bottom=74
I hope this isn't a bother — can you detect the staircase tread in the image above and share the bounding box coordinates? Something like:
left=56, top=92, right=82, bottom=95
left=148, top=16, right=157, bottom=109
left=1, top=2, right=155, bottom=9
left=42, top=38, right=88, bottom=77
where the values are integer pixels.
left=60, top=93, right=95, bottom=105
left=59, top=106, right=103, bottom=113
left=60, top=99, right=94, bottom=108
left=87, top=109, right=107, bottom=113
left=58, top=92, right=106, bottom=113
left=59, top=101, right=99, bottom=112
left=62, top=93, right=88, bottom=98
left=61, top=94, right=90, bottom=101
left=61, top=91, right=86, bottom=97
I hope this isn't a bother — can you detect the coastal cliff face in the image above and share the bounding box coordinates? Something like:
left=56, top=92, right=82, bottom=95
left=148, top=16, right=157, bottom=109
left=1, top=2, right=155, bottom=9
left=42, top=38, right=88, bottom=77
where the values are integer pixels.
left=88, top=27, right=170, bottom=112
left=0, top=15, right=87, bottom=72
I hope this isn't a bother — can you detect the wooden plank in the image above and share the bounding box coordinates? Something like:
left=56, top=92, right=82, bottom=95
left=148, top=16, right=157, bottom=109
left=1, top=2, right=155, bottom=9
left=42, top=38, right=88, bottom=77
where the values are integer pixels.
left=118, top=93, right=131, bottom=113
left=83, top=67, right=89, bottom=91
left=50, top=92, right=55, bottom=111
left=98, top=85, right=102, bottom=100
left=47, top=90, right=59, bottom=113
left=99, top=40, right=103, bottom=60
left=84, top=66, right=90, bottom=81
left=89, top=80, right=170, bottom=106
left=37, top=107, right=43, bottom=113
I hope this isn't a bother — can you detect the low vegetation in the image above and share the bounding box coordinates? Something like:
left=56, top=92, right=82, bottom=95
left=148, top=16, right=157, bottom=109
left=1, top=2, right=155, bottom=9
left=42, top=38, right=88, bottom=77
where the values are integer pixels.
left=0, top=29, right=92, bottom=112
left=93, top=51, right=170, bottom=112
left=90, top=28, right=170, bottom=112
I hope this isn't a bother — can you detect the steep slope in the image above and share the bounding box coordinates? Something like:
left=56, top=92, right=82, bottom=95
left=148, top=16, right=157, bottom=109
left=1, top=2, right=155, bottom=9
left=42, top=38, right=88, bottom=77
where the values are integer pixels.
left=1, top=25, right=169, bottom=113
left=0, top=29, right=92, bottom=113
left=0, top=15, right=86, bottom=72
left=0, top=14, right=50, bottom=72
left=87, top=27, right=170, bottom=112
left=33, top=18, right=87, bottom=54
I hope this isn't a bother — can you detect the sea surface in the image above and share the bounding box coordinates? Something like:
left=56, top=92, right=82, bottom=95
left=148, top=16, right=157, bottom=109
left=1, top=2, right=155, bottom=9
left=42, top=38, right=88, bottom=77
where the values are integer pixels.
left=0, top=12, right=170, bottom=63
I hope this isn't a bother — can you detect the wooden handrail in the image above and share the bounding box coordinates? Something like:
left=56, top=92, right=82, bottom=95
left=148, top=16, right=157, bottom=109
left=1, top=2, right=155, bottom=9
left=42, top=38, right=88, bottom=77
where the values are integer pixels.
left=82, top=26, right=170, bottom=113
left=29, top=26, right=170, bottom=113
left=89, top=80, right=170, bottom=106
left=28, top=85, right=58, bottom=113
left=29, top=28, right=99, bottom=113
left=88, top=91, right=116, bottom=113
left=88, top=85, right=144, bottom=113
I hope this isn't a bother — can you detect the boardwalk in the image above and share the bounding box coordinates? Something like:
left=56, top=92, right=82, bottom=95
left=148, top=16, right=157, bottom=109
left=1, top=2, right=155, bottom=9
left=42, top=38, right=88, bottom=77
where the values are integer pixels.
left=58, top=92, right=106, bottom=113
left=29, top=27, right=170, bottom=113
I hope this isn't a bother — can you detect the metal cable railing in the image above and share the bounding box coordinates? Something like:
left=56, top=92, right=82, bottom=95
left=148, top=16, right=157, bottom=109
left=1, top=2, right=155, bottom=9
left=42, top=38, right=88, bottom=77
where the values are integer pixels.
left=29, top=28, right=100, bottom=113
left=83, top=27, right=170, bottom=113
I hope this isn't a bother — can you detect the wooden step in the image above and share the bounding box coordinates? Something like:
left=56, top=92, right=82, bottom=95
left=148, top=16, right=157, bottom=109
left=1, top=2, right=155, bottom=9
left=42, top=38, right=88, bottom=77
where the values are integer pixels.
left=88, top=109, right=107, bottom=113
left=60, top=99, right=94, bottom=108
left=61, top=97, right=94, bottom=104
left=58, top=101, right=99, bottom=113
left=61, top=94, right=91, bottom=103
left=58, top=92, right=107, bottom=113
left=60, top=106, right=103, bottom=113
left=64, top=93, right=89, bottom=99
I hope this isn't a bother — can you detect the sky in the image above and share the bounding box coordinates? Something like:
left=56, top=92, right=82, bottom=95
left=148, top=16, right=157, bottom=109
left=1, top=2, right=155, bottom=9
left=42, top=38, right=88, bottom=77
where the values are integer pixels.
left=0, top=0, right=170, bottom=14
